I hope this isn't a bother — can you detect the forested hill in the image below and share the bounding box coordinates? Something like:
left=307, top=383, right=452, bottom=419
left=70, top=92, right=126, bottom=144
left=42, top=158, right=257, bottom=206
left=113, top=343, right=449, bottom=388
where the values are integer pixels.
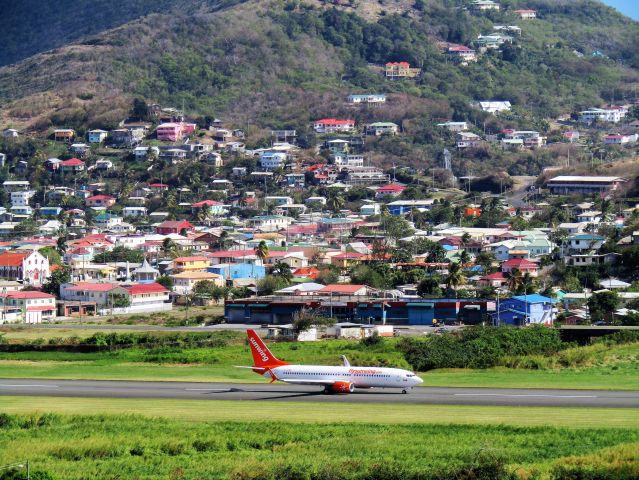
left=0, top=0, right=244, bottom=67
left=0, top=0, right=638, bottom=136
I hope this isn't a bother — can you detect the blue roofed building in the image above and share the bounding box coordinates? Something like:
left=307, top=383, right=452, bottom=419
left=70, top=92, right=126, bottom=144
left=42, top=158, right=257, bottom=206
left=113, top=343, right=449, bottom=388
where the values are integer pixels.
left=492, top=294, right=558, bottom=327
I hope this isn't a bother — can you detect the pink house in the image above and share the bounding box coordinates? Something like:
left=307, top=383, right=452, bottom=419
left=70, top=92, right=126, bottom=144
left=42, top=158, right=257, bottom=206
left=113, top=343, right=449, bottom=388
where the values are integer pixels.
left=86, top=195, right=116, bottom=208
left=156, top=123, right=197, bottom=142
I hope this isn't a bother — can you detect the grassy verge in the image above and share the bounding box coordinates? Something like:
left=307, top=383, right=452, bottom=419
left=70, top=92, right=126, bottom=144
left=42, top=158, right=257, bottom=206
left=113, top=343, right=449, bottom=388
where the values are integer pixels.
left=3, top=397, right=639, bottom=428
left=0, top=404, right=637, bottom=479
left=0, top=334, right=636, bottom=390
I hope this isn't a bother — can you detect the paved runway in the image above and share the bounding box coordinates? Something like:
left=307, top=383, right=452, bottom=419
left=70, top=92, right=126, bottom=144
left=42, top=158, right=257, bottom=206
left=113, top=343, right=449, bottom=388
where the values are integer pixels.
left=0, top=379, right=637, bottom=407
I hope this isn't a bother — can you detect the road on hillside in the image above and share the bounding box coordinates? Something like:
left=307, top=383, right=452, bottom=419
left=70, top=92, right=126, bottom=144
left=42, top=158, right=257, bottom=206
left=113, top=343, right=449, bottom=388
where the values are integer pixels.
left=0, top=379, right=636, bottom=408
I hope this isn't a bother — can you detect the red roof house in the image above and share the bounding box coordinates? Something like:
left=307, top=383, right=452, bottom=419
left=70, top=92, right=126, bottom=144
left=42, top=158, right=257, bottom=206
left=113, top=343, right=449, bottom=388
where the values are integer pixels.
left=501, top=259, right=539, bottom=277
left=156, top=220, right=195, bottom=235
left=319, top=284, right=370, bottom=296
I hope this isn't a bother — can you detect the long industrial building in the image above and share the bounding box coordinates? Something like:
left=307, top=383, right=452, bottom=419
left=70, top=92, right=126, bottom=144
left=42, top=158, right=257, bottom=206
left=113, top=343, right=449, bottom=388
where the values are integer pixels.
left=224, top=296, right=494, bottom=325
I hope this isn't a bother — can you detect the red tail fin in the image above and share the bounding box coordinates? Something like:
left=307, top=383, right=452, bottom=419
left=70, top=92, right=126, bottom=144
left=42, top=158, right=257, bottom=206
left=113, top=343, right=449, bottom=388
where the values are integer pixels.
left=247, top=329, right=289, bottom=368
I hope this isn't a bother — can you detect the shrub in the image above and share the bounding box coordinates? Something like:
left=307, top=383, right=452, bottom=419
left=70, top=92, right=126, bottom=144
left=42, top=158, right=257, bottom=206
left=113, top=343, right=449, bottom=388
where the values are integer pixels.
left=160, top=442, right=188, bottom=456
left=193, top=439, right=220, bottom=452
left=0, top=413, right=16, bottom=428
left=398, top=326, right=567, bottom=371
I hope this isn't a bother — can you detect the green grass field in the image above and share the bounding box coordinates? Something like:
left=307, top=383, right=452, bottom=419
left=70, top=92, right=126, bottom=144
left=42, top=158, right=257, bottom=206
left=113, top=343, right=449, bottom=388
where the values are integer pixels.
left=0, top=402, right=638, bottom=480
left=0, top=333, right=636, bottom=390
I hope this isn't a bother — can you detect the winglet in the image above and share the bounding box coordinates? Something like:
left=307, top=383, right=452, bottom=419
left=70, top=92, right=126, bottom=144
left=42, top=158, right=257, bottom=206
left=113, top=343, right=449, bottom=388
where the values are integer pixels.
left=247, top=329, right=289, bottom=368
left=341, top=355, right=350, bottom=367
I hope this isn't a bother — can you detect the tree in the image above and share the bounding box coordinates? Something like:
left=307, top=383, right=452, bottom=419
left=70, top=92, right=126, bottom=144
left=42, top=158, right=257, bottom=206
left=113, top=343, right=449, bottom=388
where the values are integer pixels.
left=417, top=276, right=442, bottom=297
left=588, top=291, right=620, bottom=322
left=445, top=262, right=466, bottom=297
left=254, top=240, right=270, bottom=264
left=475, top=251, right=496, bottom=272
left=56, top=235, right=68, bottom=255
left=39, top=247, right=61, bottom=265
left=156, top=275, right=174, bottom=291
left=94, top=246, right=144, bottom=263
left=506, top=268, right=523, bottom=293
left=458, top=249, right=471, bottom=266
left=131, top=98, right=149, bottom=121
left=41, top=267, right=70, bottom=297
left=271, top=261, right=293, bottom=284
left=257, top=275, right=289, bottom=295
left=327, top=193, right=345, bottom=213
left=291, top=308, right=335, bottom=334
left=162, top=238, right=178, bottom=258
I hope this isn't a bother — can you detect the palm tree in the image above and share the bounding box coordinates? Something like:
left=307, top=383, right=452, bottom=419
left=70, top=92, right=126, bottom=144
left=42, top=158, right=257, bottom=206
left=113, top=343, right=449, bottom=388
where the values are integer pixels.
left=328, top=194, right=345, bottom=214
left=521, top=273, right=536, bottom=294
left=254, top=240, right=270, bottom=265
left=272, top=261, right=293, bottom=284
left=506, top=268, right=524, bottom=293
left=445, top=261, right=466, bottom=297
left=196, top=204, right=212, bottom=225
left=461, top=232, right=472, bottom=248
left=459, top=249, right=471, bottom=266
left=162, top=238, right=177, bottom=258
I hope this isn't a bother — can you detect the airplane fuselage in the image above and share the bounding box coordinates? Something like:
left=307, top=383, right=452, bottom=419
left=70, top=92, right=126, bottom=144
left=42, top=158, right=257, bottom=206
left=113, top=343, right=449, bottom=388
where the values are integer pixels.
left=264, top=364, right=423, bottom=390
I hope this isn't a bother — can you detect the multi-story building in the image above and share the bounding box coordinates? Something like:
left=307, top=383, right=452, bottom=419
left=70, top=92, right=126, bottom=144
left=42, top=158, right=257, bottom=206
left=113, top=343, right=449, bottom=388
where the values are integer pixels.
left=545, top=176, right=627, bottom=195
left=579, top=107, right=627, bottom=124
left=0, top=291, right=56, bottom=324
left=260, top=151, right=288, bottom=170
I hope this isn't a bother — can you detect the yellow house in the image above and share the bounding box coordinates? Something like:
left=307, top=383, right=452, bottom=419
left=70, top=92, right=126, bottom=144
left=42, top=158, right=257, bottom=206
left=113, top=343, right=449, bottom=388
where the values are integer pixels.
left=384, top=62, right=421, bottom=79
left=171, top=271, right=224, bottom=295
left=173, top=256, right=210, bottom=273
left=54, top=129, right=76, bottom=142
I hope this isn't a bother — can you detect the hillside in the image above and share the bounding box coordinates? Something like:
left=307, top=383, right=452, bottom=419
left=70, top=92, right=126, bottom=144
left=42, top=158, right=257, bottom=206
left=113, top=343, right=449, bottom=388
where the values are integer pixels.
left=0, top=0, right=244, bottom=68
left=0, top=0, right=638, bottom=176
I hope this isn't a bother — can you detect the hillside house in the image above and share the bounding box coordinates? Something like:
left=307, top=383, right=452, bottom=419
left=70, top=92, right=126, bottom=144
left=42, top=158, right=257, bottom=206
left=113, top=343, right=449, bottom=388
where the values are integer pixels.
left=470, top=0, right=500, bottom=11
left=456, top=132, right=483, bottom=148
left=501, top=258, right=539, bottom=277
left=447, top=45, right=478, bottom=63
left=86, top=195, right=116, bottom=208
left=156, top=220, right=195, bottom=235
left=247, top=215, right=293, bottom=232
left=87, top=129, right=108, bottom=143
left=59, top=158, right=85, bottom=173
left=260, top=151, right=288, bottom=170
left=384, top=62, right=421, bottom=79
left=70, top=143, right=89, bottom=157
left=478, top=101, right=511, bottom=113
left=123, top=206, right=148, bottom=218
left=172, top=256, right=210, bottom=273
left=579, top=107, right=627, bottom=124
left=375, top=183, right=406, bottom=198
left=313, top=119, right=356, bottom=134
left=365, top=122, right=399, bottom=136
left=347, top=94, right=386, bottom=104
left=604, top=133, right=638, bottom=145
left=53, top=129, right=75, bottom=142
left=438, top=121, right=469, bottom=132
left=513, top=9, right=536, bottom=19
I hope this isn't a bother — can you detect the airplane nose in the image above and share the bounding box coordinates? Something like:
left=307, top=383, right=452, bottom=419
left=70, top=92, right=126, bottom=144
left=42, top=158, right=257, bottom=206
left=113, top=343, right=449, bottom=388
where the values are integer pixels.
left=415, top=376, right=424, bottom=385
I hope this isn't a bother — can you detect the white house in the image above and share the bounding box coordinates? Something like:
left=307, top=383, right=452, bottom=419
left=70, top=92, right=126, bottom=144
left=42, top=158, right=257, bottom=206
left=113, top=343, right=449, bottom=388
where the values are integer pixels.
left=247, top=215, right=293, bottom=232
left=260, top=151, right=288, bottom=170
left=347, top=94, right=386, bottom=104
left=123, top=206, right=148, bottom=218
left=579, top=107, right=627, bottom=124
left=171, top=271, right=224, bottom=295
left=478, top=101, right=512, bottom=113
left=0, top=250, right=50, bottom=287
left=0, top=291, right=56, bottom=324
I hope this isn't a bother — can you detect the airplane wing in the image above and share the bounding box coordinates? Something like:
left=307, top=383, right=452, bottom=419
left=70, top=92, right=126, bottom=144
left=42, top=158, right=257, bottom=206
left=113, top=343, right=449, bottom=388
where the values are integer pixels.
left=278, top=379, right=337, bottom=386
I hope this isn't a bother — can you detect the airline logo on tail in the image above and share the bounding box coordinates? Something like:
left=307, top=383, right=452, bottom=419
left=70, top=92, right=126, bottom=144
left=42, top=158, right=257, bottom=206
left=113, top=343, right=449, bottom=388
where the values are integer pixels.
left=249, top=336, right=270, bottom=363
left=247, top=329, right=289, bottom=368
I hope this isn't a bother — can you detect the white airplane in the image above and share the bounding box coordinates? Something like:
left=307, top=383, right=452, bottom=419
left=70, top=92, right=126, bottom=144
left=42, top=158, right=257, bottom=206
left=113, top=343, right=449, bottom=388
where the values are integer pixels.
left=242, top=329, right=423, bottom=394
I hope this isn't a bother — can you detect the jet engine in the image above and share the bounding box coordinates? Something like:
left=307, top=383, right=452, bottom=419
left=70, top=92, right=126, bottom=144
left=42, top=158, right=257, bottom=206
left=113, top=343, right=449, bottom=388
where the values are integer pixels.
left=329, top=381, right=355, bottom=394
